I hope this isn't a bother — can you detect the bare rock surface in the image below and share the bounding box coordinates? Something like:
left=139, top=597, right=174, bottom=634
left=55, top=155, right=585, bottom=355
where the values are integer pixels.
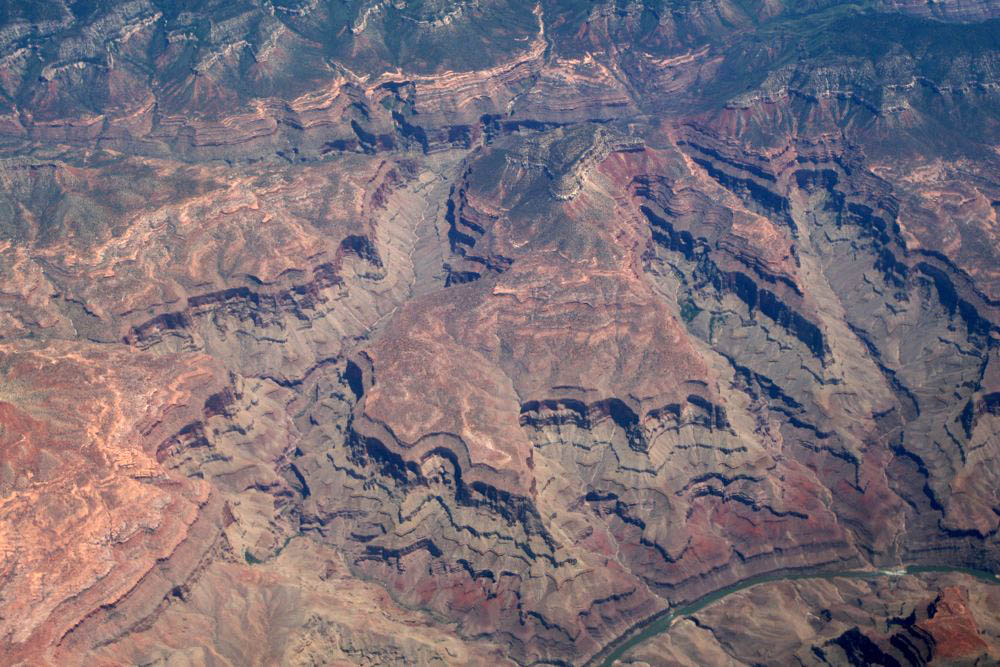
left=618, top=573, right=1000, bottom=666
left=0, top=1, right=998, bottom=665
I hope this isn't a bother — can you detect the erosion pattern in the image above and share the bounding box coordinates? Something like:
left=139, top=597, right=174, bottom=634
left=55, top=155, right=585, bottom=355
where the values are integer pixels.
left=622, top=573, right=1000, bottom=666
left=0, top=0, right=998, bottom=665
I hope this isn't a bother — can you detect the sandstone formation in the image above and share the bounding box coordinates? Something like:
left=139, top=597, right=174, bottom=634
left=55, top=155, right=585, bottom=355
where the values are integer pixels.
left=0, top=1, right=998, bottom=665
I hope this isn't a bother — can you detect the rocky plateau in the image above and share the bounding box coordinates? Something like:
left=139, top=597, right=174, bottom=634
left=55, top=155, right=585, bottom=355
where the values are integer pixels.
left=0, top=0, right=998, bottom=665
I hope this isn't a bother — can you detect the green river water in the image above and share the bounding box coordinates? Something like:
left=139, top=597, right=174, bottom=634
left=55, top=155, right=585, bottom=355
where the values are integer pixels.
left=593, top=565, right=1000, bottom=666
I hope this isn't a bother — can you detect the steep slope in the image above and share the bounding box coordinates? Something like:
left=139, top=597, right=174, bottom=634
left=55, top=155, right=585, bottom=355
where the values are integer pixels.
left=621, top=572, right=1000, bottom=665
left=0, top=1, right=998, bottom=665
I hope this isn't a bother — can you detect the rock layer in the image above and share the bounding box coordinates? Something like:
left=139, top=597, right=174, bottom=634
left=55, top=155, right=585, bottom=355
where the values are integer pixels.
left=619, top=572, right=1000, bottom=666
left=0, top=1, right=998, bottom=665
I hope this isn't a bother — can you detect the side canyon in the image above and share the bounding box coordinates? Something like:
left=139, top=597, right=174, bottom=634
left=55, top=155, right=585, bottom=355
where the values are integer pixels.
left=0, top=1, right=998, bottom=664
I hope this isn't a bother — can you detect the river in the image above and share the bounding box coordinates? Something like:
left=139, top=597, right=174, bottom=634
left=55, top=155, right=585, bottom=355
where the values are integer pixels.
left=592, top=565, right=1000, bottom=667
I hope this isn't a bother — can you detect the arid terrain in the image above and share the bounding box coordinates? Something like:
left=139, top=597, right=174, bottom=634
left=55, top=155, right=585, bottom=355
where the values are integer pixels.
left=0, top=1, right=998, bottom=665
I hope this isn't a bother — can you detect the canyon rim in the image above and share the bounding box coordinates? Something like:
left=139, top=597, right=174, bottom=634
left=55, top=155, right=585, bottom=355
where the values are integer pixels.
left=0, top=1, right=999, bottom=665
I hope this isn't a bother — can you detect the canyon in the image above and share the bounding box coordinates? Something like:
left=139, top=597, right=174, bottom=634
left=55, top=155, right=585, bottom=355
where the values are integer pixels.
left=0, top=0, right=998, bottom=665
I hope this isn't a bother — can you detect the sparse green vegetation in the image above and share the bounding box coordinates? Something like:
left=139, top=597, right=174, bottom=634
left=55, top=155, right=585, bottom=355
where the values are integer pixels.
left=679, top=298, right=702, bottom=323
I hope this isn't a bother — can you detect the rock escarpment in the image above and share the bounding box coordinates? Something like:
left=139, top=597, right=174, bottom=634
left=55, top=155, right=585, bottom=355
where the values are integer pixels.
left=621, top=572, right=1000, bottom=665
left=0, top=1, right=998, bottom=665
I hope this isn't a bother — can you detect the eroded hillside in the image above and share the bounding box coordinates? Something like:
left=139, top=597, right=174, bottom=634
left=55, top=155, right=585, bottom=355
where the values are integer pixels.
left=0, top=1, right=998, bottom=664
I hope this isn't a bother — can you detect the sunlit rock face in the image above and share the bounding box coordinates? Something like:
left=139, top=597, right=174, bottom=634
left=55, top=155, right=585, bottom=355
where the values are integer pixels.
left=0, top=1, right=998, bottom=665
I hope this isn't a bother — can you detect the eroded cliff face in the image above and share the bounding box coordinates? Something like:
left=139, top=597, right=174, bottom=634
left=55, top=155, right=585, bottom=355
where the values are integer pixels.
left=0, top=1, right=998, bottom=665
left=622, top=573, right=1000, bottom=666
